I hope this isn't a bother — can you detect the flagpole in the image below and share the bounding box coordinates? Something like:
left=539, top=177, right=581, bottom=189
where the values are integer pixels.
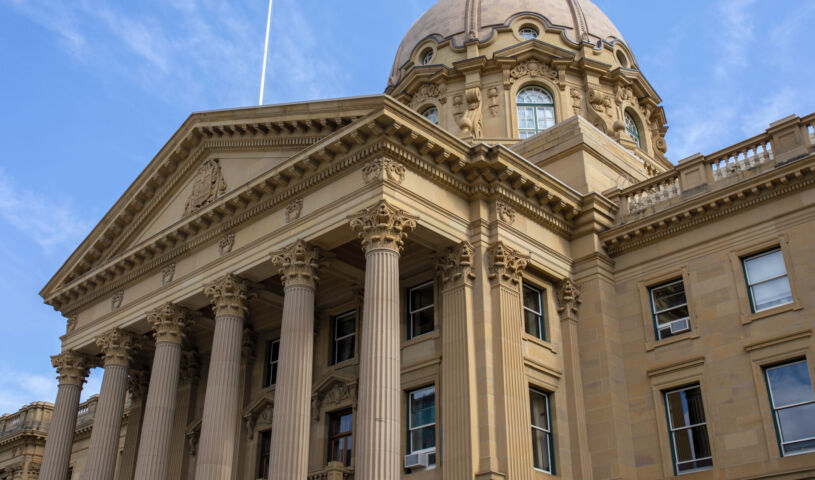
left=259, top=0, right=273, bottom=105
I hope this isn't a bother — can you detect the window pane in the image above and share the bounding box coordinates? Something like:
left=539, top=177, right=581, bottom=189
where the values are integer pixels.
left=672, top=425, right=712, bottom=463
left=655, top=306, right=690, bottom=325
left=529, top=391, right=549, bottom=429
left=667, top=387, right=706, bottom=428
left=677, top=458, right=713, bottom=473
left=745, top=250, right=786, bottom=284
left=652, top=281, right=686, bottom=311
left=270, top=341, right=279, bottom=361
left=751, top=276, right=793, bottom=311
left=523, top=286, right=541, bottom=312
left=767, top=362, right=815, bottom=407
left=777, top=403, right=815, bottom=443
left=537, top=106, right=555, bottom=130
left=410, top=388, right=436, bottom=427
left=518, top=107, right=535, bottom=129
left=336, top=314, right=355, bottom=338
left=531, top=428, right=551, bottom=471
left=784, top=438, right=815, bottom=455
left=525, top=311, right=542, bottom=338
left=335, top=337, right=354, bottom=363
left=411, top=425, right=436, bottom=451
left=411, top=309, right=434, bottom=337
left=411, top=284, right=433, bottom=310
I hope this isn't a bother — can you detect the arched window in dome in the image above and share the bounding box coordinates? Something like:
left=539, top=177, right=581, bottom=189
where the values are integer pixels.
left=517, top=86, right=555, bottom=139
left=625, top=111, right=642, bottom=148
left=519, top=26, right=539, bottom=40
left=422, top=106, right=439, bottom=125
left=421, top=48, right=434, bottom=65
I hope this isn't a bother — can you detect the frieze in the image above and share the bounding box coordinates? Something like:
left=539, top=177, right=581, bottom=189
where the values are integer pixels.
left=218, top=233, right=235, bottom=256
left=408, top=82, right=447, bottom=110
left=285, top=198, right=303, bottom=223
left=111, top=291, right=124, bottom=311
left=496, top=201, right=517, bottom=225
left=161, top=263, right=175, bottom=286
left=509, top=59, right=560, bottom=88
left=361, top=157, right=406, bottom=184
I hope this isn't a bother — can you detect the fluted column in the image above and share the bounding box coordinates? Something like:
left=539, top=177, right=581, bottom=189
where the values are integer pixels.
left=84, top=328, right=135, bottom=480
left=194, top=274, right=250, bottom=480
left=268, top=239, right=322, bottom=479
left=134, top=303, right=189, bottom=480
left=349, top=200, right=417, bottom=480
left=40, top=351, right=91, bottom=480
left=118, top=369, right=150, bottom=480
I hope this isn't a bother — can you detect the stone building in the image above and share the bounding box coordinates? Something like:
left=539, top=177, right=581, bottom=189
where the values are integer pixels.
left=32, top=0, right=815, bottom=479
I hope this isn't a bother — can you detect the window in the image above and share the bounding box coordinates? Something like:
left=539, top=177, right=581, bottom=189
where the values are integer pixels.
left=743, top=249, right=793, bottom=312
left=649, top=279, right=690, bottom=340
left=408, top=281, right=434, bottom=339
left=616, top=50, right=630, bottom=68
left=408, top=386, right=436, bottom=464
left=664, top=385, right=713, bottom=474
left=519, top=26, right=539, bottom=40
left=523, top=283, right=546, bottom=341
left=421, top=48, right=433, bottom=65
left=264, top=339, right=280, bottom=387
left=530, top=389, right=554, bottom=473
left=67, top=468, right=73, bottom=480
left=332, top=311, right=356, bottom=365
left=422, top=106, right=439, bottom=125
left=765, top=360, right=815, bottom=456
left=625, top=111, right=641, bottom=148
left=329, top=409, right=353, bottom=466
left=257, top=430, right=271, bottom=478
left=517, top=86, right=555, bottom=139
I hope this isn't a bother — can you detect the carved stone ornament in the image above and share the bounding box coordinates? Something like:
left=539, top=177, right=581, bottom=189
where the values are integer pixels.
left=218, top=233, right=235, bottom=256
left=453, top=95, right=465, bottom=122
left=496, top=201, right=517, bottom=225
left=146, top=302, right=190, bottom=344
left=51, top=350, right=92, bottom=386
left=285, top=198, right=303, bottom=223
left=459, top=86, right=483, bottom=138
left=127, top=368, right=150, bottom=399
left=488, top=86, right=500, bottom=117
left=408, top=82, right=447, bottom=110
left=557, top=278, right=582, bottom=320
left=111, top=291, right=124, bottom=311
left=161, top=263, right=176, bottom=286
left=271, top=239, right=321, bottom=289
left=241, top=327, right=257, bottom=365
left=487, top=241, right=530, bottom=286
left=183, top=159, right=227, bottom=216
left=204, top=273, right=251, bottom=318
left=348, top=200, right=418, bottom=253
left=311, top=376, right=357, bottom=422
left=436, top=241, right=476, bottom=289
left=588, top=88, right=613, bottom=117
left=66, top=316, right=78, bottom=333
left=96, top=328, right=136, bottom=367
left=570, top=88, right=582, bottom=116
left=242, top=394, right=274, bottom=440
left=362, top=157, right=405, bottom=185
left=185, top=420, right=201, bottom=456
left=509, top=59, right=560, bottom=88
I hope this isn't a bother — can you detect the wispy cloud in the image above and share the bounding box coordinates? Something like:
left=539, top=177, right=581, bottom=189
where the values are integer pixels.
left=714, top=0, right=757, bottom=77
left=0, top=364, right=56, bottom=416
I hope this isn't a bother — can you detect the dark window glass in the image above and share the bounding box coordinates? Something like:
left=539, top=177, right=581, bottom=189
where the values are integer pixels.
left=530, top=389, right=554, bottom=473
left=264, top=339, right=280, bottom=387
left=649, top=279, right=691, bottom=340
left=332, top=311, right=356, bottom=365
left=408, top=386, right=436, bottom=458
left=665, top=385, right=713, bottom=474
left=523, top=284, right=545, bottom=341
left=329, top=409, right=353, bottom=466
left=408, top=282, right=434, bottom=339
left=766, top=360, right=815, bottom=456
left=257, top=430, right=271, bottom=478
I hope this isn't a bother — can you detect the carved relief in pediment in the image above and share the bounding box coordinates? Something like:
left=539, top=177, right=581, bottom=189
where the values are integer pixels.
left=242, top=393, right=275, bottom=440
left=311, top=374, right=357, bottom=422
left=183, top=159, right=227, bottom=217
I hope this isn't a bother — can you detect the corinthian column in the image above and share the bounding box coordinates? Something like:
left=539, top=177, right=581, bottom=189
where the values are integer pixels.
left=194, top=274, right=250, bottom=480
left=85, top=328, right=135, bottom=480
left=134, top=303, right=189, bottom=480
left=348, top=200, right=417, bottom=480
left=268, top=239, right=321, bottom=479
left=40, top=351, right=91, bottom=480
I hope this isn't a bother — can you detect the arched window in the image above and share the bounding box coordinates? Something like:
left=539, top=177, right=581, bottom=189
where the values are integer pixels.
left=422, top=106, right=439, bottom=124
left=625, top=111, right=641, bottom=148
left=517, top=86, right=555, bottom=139
left=421, top=48, right=434, bottom=65
left=519, top=26, right=539, bottom=40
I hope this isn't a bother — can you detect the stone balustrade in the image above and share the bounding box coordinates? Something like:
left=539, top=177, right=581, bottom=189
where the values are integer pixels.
left=75, top=395, right=99, bottom=428
left=0, top=402, right=52, bottom=439
left=306, top=462, right=353, bottom=480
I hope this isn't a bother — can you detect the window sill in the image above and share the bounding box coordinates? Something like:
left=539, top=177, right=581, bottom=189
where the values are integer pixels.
left=327, top=358, right=358, bottom=371
left=523, top=333, right=558, bottom=354
left=402, top=329, right=439, bottom=350
left=645, top=329, right=700, bottom=352
left=741, top=300, right=802, bottom=325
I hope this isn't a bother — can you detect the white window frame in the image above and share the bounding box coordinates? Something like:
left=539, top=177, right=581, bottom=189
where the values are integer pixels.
left=664, top=385, right=713, bottom=475
left=649, top=279, right=691, bottom=340
left=523, top=283, right=546, bottom=341
left=408, top=281, right=435, bottom=339
left=765, top=360, right=815, bottom=457
left=743, top=248, right=793, bottom=313
left=530, top=388, right=554, bottom=474
left=408, top=386, right=436, bottom=456
left=266, top=338, right=280, bottom=387
left=331, top=311, right=356, bottom=365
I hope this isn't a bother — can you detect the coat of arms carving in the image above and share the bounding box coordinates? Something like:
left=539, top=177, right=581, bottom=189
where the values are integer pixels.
left=183, top=159, right=227, bottom=217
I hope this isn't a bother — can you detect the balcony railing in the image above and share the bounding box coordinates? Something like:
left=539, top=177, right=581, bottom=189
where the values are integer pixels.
left=306, top=462, right=353, bottom=480
left=0, top=402, right=53, bottom=439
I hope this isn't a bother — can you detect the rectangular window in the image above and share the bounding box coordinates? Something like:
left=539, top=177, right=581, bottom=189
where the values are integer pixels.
left=664, top=385, right=713, bottom=474
left=257, top=430, right=271, bottom=478
left=408, top=386, right=436, bottom=464
left=264, top=339, right=280, bottom=387
left=523, top=283, right=546, bottom=341
left=408, top=282, right=434, bottom=339
left=743, top=249, right=793, bottom=312
left=765, top=360, right=815, bottom=456
left=530, top=388, right=554, bottom=473
left=329, top=409, right=353, bottom=466
left=649, top=279, right=691, bottom=340
left=332, top=311, right=356, bottom=365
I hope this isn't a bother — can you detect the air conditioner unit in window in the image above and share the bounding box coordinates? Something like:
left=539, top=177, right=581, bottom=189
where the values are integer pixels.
left=670, top=318, right=690, bottom=334
left=404, top=452, right=431, bottom=469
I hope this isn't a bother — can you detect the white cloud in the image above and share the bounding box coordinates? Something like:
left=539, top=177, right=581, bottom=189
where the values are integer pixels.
left=714, top=0, right=757, bottom=78
left=0, top=365, right=56, bottom=416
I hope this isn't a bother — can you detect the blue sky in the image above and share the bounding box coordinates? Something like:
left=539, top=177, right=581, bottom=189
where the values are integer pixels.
left=0, top=0, right=813, bottom=414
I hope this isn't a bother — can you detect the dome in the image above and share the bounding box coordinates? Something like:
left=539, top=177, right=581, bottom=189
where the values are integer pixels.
left=388, top=0, right=627, bottom=88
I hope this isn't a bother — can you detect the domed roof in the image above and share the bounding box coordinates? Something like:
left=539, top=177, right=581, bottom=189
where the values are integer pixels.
left=389, top=0, right=626, bottom=87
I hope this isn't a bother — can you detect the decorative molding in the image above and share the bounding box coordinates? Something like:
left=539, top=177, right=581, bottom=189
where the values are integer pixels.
left=218, top=233, right=235, bottom=256
left=588, top=87, right=613, bottom=117
left=161, top=263, right=175, bottom=286
left=203, top=273, right=251, bottom=318
left=271, top=239, right=322, bottom=289
left=556, top=278, right=582, bottom=320
left=285, top=198, right=303, bottom=223
left=242, top=394, right=275, bottom=440
left=487, top=86, right=500, bottom=117
left=66, top=315, right=78, bottom=333
left=111, top=291, right=124, bottom=311
left=487, top=241, right=529, bottom=286
left=311, top=375, right=357, bottom=422
left=509, top=59, right=560, bottom=88
left=453, top=95, right=465, bottom=123
left=743, top=329, right=812, bottom=353
left=361, top=157, right=406, bottom=184
left=496, top=201, right=516, bottom=225
left=348, top=200, right=418, bottom=253
left=96, top=328, right=136, bottom=367
left=50, top=351, right=92, bottom=386
left=459, top=86, right=483, bottom=138
left=183, top=159, right=227, bottom=217
left=647, top=356, right=706, bottom=378
left=241, top=327, right=256, bottom=365
left=436, top=241, right=475, bottom=289
left=570, top=88, right=582, bottom=116
left=146, top=302, right=190, bottom=344
left=408, top=82, right=447, bottom=110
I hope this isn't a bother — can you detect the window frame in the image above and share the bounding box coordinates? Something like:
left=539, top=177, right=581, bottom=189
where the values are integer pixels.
left=516, top=86, right=556, bottom=139
left=328, top=408, right=354, bottom=466
left=742, top=248, right=794, bottom=314
left=663, top=384, right=714, bottom=475
left=625, top=110, right=642, bottom=148
left=264, top=338, right=280, bottom=388
left=649, top=278, right=691, bottom=341
left=764, top=360, right=815, bottom=457
left=257, top=429, right=272, bottom=479
left=519, top=26, right=539, bottom=40
left=407, top=281, right=435, bottom=340
left=331, top=310, right=356, bottom=365
left=522, top=282, right=546, bottom=342
left=529, top=388, right=555, bottom=474
left=422, top=106, right=439, bottom=125
left=407, top=385, right=437, bottom=457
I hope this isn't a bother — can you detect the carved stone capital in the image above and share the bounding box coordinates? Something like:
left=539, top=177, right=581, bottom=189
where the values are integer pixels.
left=51, top=351, right=92, bottom=386
left=271, top=239, right=321, bottom=289
left=487, top=241, right=529, bottom=287
left=437, top=241, right=476, bottom=289
left=96, top=328, right=136, bottom=367
left=204, top=273, right=251, bottom=318
left=146, top=302, right=190, bottom=344
left=127, top=368, right=150, bottom=400
left=557, top=278, right=582, bottom=320
left=362, top=157, right=405, bottom=185
left=348, top=200, right=418, bottom=254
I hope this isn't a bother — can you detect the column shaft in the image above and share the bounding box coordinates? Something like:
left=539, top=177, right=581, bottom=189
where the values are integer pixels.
left=40, top=383, right=82, bottom=480
left=269, top=284, right=316, bottom=479
left=84, top=364, right=129, bottom=480
left=356, top=249, right=401, bottom=480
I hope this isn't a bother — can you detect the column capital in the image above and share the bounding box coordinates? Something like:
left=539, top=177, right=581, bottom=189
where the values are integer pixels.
left=437, top=241, right=476, bottom=289
left=96, top=328, right=136, bottom=367
left=271, top=239, right=321, bottom=289
left=51, top=350, right=92, bottom=386
left=147, top=302, right=190, bottom=344
left=487, top=241, right=529, bottom=287
left=556, top=278, right=582, bottom=321
left=348, top=199, right=417, bottom=254
left=204, top=273, right=251, bottom=318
